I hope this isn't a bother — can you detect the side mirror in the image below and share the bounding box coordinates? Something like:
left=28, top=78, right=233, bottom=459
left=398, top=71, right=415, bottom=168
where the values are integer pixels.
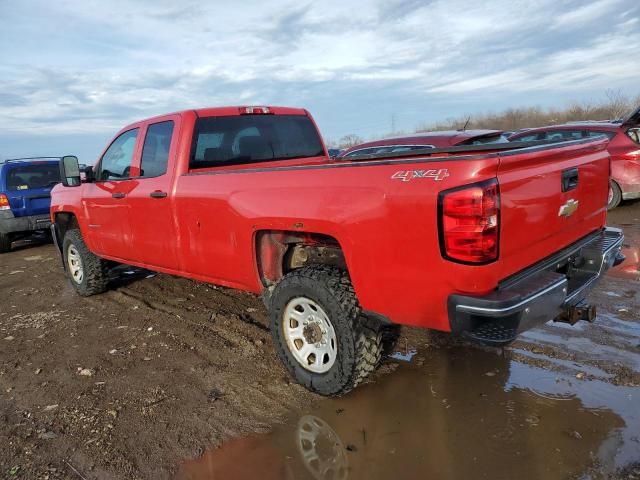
left=60, top=155, right=81, bottom=187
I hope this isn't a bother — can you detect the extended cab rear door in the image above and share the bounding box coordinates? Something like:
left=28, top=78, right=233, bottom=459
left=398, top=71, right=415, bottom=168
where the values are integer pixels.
left=124, top=114, right=181, bottom=270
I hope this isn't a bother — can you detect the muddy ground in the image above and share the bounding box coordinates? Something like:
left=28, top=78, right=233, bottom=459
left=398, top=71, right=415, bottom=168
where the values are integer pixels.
left=1, top=204, right=639, bottom=479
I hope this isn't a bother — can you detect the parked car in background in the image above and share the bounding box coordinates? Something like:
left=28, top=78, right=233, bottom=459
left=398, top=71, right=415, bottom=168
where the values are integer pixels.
left=338, top=130, right=506, bottom=158
left=508, top=106, right=640, bottom=210
left=0, top=157, right=61, bottom=252
left=327, top=148, right=342, bottom=159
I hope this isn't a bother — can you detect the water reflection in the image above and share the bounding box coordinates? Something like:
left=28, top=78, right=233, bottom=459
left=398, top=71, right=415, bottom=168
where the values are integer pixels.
left=608, top=206, right=640, bottom=280
left=177, top=347, right=633, bottom=480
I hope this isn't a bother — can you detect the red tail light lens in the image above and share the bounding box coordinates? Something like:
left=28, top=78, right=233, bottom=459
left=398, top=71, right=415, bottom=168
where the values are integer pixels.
left=438, top=179, right=500, bottom=264
left=0, top=194, right=9, bottom=211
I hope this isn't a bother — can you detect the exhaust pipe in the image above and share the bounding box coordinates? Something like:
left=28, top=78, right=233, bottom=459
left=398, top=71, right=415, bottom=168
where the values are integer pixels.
left=555, top=302, right=597, bottom=325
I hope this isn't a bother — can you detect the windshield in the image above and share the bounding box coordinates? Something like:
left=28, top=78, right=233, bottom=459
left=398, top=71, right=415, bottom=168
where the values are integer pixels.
left=5, top=163, right=60, bottom=191
left=190, top=114, right=325, bottom=169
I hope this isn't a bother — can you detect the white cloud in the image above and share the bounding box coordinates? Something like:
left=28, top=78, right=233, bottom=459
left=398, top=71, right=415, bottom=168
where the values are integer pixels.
left=0, top=0, right=638, bottom=147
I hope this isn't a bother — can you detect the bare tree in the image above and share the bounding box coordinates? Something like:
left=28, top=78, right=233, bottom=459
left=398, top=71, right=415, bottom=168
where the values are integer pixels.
left=338, top=134, right=364, bottom=148
left=604, top=89, right=631, bottom=119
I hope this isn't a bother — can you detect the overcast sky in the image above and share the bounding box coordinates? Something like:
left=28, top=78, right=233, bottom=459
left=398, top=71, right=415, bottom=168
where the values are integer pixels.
left=0, top=0, right=639, bottom=162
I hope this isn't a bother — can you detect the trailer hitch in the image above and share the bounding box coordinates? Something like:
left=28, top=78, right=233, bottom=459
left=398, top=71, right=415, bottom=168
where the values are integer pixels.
left=555, top=301, right=597, bottom=325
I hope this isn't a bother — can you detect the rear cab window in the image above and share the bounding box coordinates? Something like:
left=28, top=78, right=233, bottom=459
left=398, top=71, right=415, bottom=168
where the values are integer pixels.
left=5, top=163, right=60, bottom=191
left=190, top=114, right=324, bottom=169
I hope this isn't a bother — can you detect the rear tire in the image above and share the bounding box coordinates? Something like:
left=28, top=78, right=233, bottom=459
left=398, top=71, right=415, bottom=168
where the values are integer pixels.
left=62, top=229, right=109, bottom=296
left=0, top=233, right=11, bottom=253
left=608, top=180, right=622, bottom=210
left=269, top=265, right=382, bottom=396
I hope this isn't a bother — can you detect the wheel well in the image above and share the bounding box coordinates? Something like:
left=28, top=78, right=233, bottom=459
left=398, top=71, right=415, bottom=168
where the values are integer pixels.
left=53, top=212, right=79, bottom=248
left=256, top=231, right=347, bottom=287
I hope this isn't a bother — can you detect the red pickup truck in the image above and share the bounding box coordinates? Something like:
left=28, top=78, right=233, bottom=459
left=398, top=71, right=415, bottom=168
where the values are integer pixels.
left=51, top=106, right=624, bottom=396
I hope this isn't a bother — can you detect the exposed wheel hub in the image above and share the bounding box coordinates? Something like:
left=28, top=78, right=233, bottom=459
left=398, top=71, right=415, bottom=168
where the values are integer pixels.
left=303, top=322, right=323, bottom=344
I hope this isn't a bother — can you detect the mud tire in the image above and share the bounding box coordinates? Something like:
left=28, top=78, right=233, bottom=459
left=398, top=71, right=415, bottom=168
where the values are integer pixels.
left=62, top=229, right=109, bottom=296
left=269, top=265, right=383, bottom=396
left=608, top=180, right=622, bottom=210
left=0, top=233, right=11, bottom=253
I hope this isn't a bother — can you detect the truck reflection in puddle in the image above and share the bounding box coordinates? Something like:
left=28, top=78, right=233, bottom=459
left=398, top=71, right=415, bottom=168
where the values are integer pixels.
left=607, top=206, right=640, bottom=280
left=177, top=345, right=637, bottom=479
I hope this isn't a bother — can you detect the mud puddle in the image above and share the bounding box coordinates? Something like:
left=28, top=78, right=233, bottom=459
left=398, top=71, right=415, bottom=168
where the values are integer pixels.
left=177, top=343, right=639, bottom=480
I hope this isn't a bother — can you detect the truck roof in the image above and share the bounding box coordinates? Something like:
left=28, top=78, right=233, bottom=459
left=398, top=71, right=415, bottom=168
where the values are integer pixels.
left=122, top=106, right=310, bottom=130
left=1, top=157, right=61, bottom=165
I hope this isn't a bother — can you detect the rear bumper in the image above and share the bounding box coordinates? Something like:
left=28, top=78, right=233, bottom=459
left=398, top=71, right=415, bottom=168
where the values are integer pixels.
left=0, top=211, right=51, bottom=235
left=448, top=228, right=624, bottom=345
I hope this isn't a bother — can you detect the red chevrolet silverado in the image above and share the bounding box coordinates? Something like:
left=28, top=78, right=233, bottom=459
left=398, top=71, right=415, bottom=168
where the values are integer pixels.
left=51, top=106, right=624, bottom=396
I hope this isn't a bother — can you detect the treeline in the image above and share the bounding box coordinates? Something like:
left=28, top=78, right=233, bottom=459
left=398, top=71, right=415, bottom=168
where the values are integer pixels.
left=334, top=90, right=639, bottom=148
left=418, top=89, right=639, bottom=132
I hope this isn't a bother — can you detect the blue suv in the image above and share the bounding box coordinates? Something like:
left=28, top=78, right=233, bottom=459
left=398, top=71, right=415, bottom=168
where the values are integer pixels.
left=0, top=157, right=61, bottom=253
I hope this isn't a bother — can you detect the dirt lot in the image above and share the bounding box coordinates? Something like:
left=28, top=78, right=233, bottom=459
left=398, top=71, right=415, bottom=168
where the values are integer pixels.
left=1, top=204, right=639, bottom=479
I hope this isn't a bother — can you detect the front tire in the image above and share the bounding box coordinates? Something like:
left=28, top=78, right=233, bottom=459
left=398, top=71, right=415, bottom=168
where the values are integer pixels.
left=0, top=233, right=11, bottom=253
left=608, top=180, right=622, bottom=210
left=269, top=265, right=382, bottom=396
left=62, top=229, right=109, bottom=296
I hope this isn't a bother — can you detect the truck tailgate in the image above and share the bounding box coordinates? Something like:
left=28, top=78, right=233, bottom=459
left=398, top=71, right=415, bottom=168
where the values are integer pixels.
left=496, top=138, right=610, bottom=280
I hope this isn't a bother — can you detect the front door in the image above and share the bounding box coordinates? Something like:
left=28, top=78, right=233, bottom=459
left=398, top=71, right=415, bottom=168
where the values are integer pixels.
left=83, top=128, right=140, bottom=260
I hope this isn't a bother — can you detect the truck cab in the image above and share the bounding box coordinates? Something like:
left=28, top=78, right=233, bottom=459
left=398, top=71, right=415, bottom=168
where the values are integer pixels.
left=0, top=158, right=61, bottom=252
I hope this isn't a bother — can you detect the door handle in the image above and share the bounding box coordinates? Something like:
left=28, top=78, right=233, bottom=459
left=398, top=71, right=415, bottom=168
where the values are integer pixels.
left=150, top=190, right=167, bottom=199
left=561, top=167, right=579, bottom=192
left=112, top=192, right=126, bottom=199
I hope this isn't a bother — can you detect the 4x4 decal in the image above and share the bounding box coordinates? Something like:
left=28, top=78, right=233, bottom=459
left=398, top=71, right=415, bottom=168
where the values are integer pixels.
left=391, top=169, right=450, bottom=182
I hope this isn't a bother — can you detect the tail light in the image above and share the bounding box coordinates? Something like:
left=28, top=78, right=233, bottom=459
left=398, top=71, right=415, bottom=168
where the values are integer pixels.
left=619, top=149, right=640, bottom=161
left=0, top=194, right=9, bottom=211
left=438, top=179, right=500, bottom=264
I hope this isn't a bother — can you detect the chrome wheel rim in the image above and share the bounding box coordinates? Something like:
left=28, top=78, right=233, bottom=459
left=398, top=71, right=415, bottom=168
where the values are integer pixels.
left=282, top=297, right=337, bottom=373
left=608, top=185, right=614, bottom=206
left=67, top=244, right=84, bottom=284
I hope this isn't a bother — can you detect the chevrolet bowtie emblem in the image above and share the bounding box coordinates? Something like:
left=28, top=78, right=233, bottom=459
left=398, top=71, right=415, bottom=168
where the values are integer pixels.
left=558, top=199, right=579, bottom=217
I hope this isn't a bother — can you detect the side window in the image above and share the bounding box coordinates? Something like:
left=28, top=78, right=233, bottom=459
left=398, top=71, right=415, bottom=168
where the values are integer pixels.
left=543, top=130, right=582, bottom=141
left=140, top=121, right=174, bottom=178
left=345, top=147, right=376, bottom=157
left=97, top=129, right=139, bottom=181
left=410, top=145, right=434, bottom=150
left=587, top=130, right=617, bottom=140
left=515, top=133, right=542, bottom=142
left=542, top=131, right=565, bottom=141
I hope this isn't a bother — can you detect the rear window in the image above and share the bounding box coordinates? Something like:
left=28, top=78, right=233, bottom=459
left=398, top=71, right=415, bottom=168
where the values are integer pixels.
left=190, top=115, right=324, bottom=169
left=5, top=163, right=60, bottom=191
